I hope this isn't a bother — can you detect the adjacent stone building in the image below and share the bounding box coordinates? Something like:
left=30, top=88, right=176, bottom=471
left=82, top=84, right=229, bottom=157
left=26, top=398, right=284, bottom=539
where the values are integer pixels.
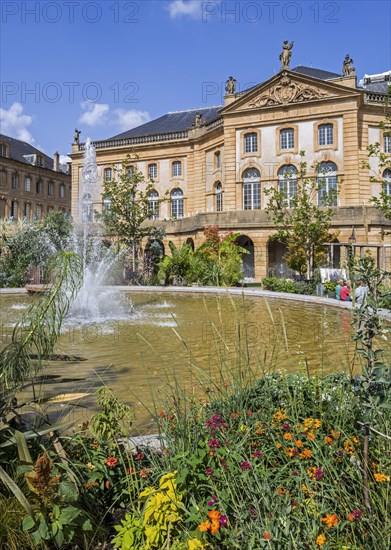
left=69, top=50, right=391, bottom=280
left=0, top=134, right=72, bottom=221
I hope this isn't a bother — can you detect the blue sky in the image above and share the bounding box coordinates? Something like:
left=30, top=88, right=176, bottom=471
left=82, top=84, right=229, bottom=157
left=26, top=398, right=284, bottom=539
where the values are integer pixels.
left=1, top=0, right=390, bottom=160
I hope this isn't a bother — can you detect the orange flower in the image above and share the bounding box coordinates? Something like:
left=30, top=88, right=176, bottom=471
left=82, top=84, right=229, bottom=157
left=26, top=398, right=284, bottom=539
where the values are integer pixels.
left=307, top=467, right=316, bottom=479
left=307, top=432, right=315, bottom=441
left=208, top=510, right=221, bottom=521
left=316, top=534, right=327, bottom=546
left=330, top=429, right=340, bottom=439
left=295, top=439, right=303, bottom=448
left=299, top=449, right=312, bottom=459
left=277, top=487, right=285, bottom=494
left=276, top=442, right=282, bottom=449
left=256, top=427, right=265, bottom=436
left=285, top=447, right=296, bottom=458
left=321, top=514, right=339, bottom=528
left=324, top=436, right=333, bottom=445
left=263, top=531, right=272, bottom=540
left=139, top=469, right=149, bottom=478
left=199, top=520, right=211, bottom=532
left=347, top=513, right=355, bottom=522
left=284, top=432, right=293, bottom=441
left=374, top=473, right=389, bottom=482
left=210, top=519, right=220, bottom=533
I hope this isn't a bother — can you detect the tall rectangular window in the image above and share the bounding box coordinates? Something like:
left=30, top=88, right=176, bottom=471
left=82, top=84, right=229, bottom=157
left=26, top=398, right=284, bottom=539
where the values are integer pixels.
left=280, top=128, right=294, bottom=150
left=384, top=135, right=391, bottom=154
left=12, top=173, right=18, bottom=189
left=148, top=163, right=157, bottom=179
left=172, top=161, right=182, bottom=177
left=318, top=124, right=334, bottom=146
left=25, top=176, right=31, bottom=191
left=244, top=133, right=258, bottom=153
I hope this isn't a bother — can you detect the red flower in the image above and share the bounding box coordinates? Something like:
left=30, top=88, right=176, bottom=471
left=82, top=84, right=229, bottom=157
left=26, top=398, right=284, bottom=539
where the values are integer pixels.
left=105, top=456, right=118, bottom=468
left=263, top=531, right=272, bottom=540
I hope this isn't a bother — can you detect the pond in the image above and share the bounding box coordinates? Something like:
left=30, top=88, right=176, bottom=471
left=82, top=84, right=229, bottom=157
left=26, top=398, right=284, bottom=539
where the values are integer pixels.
left=0, top=291, right=362, bottom=432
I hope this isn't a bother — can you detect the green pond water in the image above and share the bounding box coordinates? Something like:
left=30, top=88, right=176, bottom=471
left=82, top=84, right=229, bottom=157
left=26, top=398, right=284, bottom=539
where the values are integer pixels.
left=0, top=292, right=367, bottom=431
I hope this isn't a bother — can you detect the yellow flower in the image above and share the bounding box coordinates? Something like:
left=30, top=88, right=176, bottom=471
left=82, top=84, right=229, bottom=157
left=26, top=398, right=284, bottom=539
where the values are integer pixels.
left=273, top=409, right=287, bottom=422
left=316, top=534, right=327, bottom=546
left=374, top=473, right=389, bottom=482
left=239, top=424, right=249, bottom=432
left=276, top=442, right=282, bottom=449
left=86, top=462, right=95, bottom=471
left=188, top=538, right=207, bottom=550
left=284, top=432, right=293, bottom=441
left=324, top=436, right=333, bottom=445
left=330, top=429, right=340, bottom=439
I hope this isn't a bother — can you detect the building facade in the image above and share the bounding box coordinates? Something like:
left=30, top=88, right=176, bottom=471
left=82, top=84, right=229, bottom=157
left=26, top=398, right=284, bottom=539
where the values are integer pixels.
left=0, top=134, right=72, bottom=221
left=70, top=55, right=391, bottom=280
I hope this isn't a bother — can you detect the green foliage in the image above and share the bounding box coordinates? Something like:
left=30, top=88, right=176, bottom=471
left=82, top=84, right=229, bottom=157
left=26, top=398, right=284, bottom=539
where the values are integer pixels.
left=0, top=214, right=73, bottom=287
left=100, top=155, right=167, bottom=272
left=265, top=153, right=337, bottom=278
left=158, top=227, right=248, bottom=286
left=262, top=276, right=315, bottom=295
left=0, top=252, right=83, bottom=408
left=112, top=471, right=184, bottom=550
left=90, top=387, right=133, bottom=441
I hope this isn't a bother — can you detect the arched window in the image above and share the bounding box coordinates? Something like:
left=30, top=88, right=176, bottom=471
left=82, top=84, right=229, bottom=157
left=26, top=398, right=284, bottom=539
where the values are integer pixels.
left=278, top=165, right=298, bottom=207
left=215, top=182, right=223, bottom=212
left=35, top=204, right=42, bottom=219
left=148, top=190, right=159, bottom=219
left=244, top=132, right=258, bottom=153
left=242, top=168, right=261, bottom=210
left=0, top=143, right=8, bottom=157
left=317, top=162, right=338, bottom=206
left=36, top=179, right=43, bottom=194
left=48, top=181, right=54, bottom=196
left=383, top=169, right=391, bottom=196
left=82, top=193, right=93, bottom=222
left=318, top=123, right=334, bottom=146
left=148, top=163, right=157, bottom=179
left=59, top=183, right=65, bottom=198
left=171, top=188, right=184, bottom=218
left=104, top=168, right=112, bottom=182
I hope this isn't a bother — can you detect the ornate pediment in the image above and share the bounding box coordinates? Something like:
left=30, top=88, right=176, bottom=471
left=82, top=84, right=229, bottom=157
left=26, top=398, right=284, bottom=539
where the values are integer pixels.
left=246, top=73, right=336, bottom=109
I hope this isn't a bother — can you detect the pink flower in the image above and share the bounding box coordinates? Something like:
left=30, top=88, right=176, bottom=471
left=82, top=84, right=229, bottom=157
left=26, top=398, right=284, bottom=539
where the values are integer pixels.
left=208, top=438, right=220, bottom=449
left=240, top=461, right=252, bottom=470
left=220, top=515, right=228, bottom=527
left=353, top=508, right=362, bottom=520
left=206, top=414, right=227, bottom=431
left=105, top=456, right=118, bottom=468
left=205, top=467, right=213, bottom=478
left=315, top=467, right=324, bottom=480
left=208, top=495, right=217, bottom=506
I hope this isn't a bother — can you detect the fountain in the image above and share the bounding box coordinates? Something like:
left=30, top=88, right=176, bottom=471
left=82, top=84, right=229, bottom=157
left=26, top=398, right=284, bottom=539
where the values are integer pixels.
left=67, top=138, right=132, bottom=324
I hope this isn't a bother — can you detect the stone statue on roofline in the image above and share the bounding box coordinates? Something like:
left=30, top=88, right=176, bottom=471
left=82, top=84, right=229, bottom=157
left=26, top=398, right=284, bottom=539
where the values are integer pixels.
left=74, top=128, right=81, bottom=144
left=193, top=113, right=204, bottom=128
left=279, top=40, right=294, bottom=70
left=342, top=54, right=356, bottom=76
left=225, top=76, right=236, bottom=95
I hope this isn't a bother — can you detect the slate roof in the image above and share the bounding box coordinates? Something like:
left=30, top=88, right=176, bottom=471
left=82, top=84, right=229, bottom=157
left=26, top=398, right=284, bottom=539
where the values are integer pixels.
left=359, top=81, right=390, bottom=94
left=0, top=133, right=54, bottom=170
left=291, top=65, right=341, bottom=80
left=109, top=106, right=223, bottom=140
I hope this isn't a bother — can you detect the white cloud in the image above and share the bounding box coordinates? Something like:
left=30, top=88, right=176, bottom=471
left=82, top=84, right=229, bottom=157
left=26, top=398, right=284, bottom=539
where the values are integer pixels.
left=112, top=108, right=151, bottom=132
left=78, top=102, right=151, bottom=132
left=79, top=102, right=110, bottom=126
left=0, top=102, right=35, bottom=143
left=167, top=0, right=205, bottom=19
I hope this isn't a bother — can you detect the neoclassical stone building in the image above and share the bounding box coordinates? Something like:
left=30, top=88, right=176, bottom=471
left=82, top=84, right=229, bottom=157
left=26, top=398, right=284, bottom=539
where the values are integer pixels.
left=0, top=134, right=72, bottom=220
left=70, top=50, right=391, bottom=280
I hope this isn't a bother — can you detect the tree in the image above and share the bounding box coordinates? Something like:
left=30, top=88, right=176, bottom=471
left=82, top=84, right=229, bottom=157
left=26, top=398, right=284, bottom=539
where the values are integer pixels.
left=100, top=155, right=167, bottom=277
left=265, top=152, right=337, bottom=279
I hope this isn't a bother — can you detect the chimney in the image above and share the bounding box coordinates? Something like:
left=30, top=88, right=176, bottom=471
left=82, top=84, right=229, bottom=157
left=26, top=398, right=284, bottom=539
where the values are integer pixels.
left=53, top=151, right=60, bottom=172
